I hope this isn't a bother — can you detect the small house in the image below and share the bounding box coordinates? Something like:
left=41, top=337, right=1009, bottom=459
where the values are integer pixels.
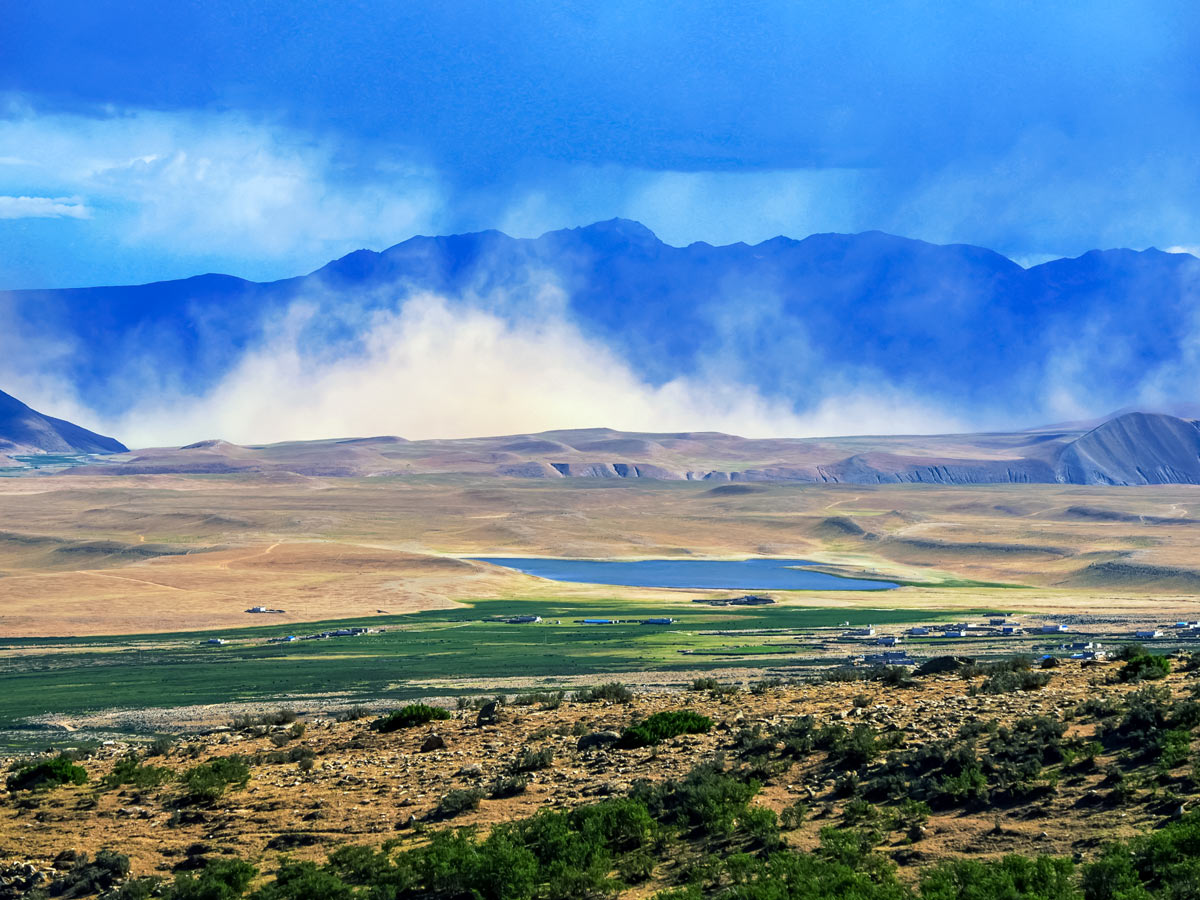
left=1040, top=624, right=1069, bottom=634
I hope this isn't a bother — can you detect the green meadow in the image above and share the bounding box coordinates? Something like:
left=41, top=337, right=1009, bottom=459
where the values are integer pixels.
left=0, top=597, right=968, bottom=726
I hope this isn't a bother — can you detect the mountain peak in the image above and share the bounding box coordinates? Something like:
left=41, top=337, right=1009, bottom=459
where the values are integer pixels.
left=564, top=218, right=661, bottom=244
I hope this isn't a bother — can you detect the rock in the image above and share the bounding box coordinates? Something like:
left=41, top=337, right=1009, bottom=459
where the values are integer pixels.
left=577, top=730, right=622, bottom=751
left=915, top=656, right=975, bottom=677
left=476, top=701, right=500, bottom=727
left=420, top=734, right=446, bottom=752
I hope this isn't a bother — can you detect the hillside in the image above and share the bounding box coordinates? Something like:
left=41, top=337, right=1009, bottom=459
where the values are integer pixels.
left=0, top=389, right=127, bottom=457
left=3, top=223, right=1199, bottom=429
left=3, top=657, right=1200, bottom=899
left=62, top=411, right=1200, bottom=486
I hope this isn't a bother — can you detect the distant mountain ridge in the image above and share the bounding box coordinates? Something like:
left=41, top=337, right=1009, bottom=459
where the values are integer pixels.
left=0, top=389, right=127, bottom=457
left=3, top=221, right=1199, bottom=427
left=61, top=411, right=1200, bottom=486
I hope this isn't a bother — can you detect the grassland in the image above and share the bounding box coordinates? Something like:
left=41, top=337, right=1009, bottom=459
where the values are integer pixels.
left=0, top=598, right=963, bottom=729
left=3, top=472, right=1200, bottom=732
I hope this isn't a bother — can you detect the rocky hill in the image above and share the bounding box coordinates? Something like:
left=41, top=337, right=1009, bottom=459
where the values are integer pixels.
left=63, top=411, right=1200, bottom=486
left=0, top=389, right=127, bottom=457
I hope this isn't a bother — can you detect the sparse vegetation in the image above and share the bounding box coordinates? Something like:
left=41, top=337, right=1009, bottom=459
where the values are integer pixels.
left=179, top=755, right=251, bottom=803
left=371, top=703, right=451, bottom=732
left=576, top=682, right=634, bottom=704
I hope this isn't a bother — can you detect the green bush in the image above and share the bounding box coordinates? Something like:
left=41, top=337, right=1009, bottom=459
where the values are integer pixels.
left=179, top=755, right=251, bottom=803
left=618, top=710, right=713, bottom=748
left=1120, top=653, right=1171, bottom=683
left=922, top=855, right=1078, bottom=900
left=6, top=753, right=88, bottom=791
left=102, top=753, right=174, bottom=790
left=371, top=703, right=452, bottom=732
left=168, top=857, right=258, bottom=900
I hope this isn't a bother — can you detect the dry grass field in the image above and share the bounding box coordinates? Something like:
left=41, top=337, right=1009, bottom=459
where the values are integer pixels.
left=2, top=473, right=1200, bottom=637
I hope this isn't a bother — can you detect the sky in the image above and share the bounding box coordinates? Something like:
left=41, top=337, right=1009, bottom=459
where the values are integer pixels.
left=2, top=0, right=1200, bottom=290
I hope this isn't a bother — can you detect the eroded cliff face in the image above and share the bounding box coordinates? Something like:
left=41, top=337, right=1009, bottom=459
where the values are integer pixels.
left=519, top=414, right=1200, bottom=486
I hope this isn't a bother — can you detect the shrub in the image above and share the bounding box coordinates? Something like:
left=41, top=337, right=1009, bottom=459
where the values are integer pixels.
left=1120, top=653, right=1171, bottom=683
left=371, top=704, right=451, bottom=732
left=619, top=710, right=713, bottom=748
left=6, top=754, right=88, bottom=791
left=576, top=682, right=634, bottom=704
left=168, top=857, right=258, bottom=900
left=102, top=753, right=174, bottom=790
left=690, top=677, right=720, bottom=692
left=147, top=736, right=174, bottom=756
left=513, top=745, right=554, bottom=772
left=490, top=775, right=529, bottom=798
left=922, top=855, right=1078, bottom=900
left=434, top=787, right=485, bottom=819
left=751, top=678, right=783, bottom=695
left=975, top=669, right=1052, bottom=694
left=180, top=755, right=251, bottom=803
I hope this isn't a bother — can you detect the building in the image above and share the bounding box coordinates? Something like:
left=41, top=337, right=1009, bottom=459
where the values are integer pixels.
left=941, top=629, right=969, bottom=638
left=1040, top=624, right=1069, bottom=634
left=506, top=615, right=542, bottom=624
left=1001, top=626, right=1021, bottom=635
left=583, top=619, right=615, bottom=625
left=843, top=626, right=876, bottom=637
left=205, top=638, right=226, bottom=645
left=908, top=626, right=930, bottom=636
left=1136, top=630, right=1163, bottom=640
left=877, top=636, right=900, bottom=646
left=641, top=617, right=675, bottom=625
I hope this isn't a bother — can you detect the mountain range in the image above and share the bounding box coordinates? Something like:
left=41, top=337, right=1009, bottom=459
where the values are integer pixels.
left=3, top=220, right=1199, bottom=428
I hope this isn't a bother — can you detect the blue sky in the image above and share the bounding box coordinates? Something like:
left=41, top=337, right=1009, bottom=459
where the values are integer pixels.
left=2, top=0, right=1199, bottom=289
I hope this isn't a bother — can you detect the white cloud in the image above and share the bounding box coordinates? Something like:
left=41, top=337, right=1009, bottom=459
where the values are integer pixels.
left=0, top=195, right=89, bottom=219
left=1165, top=246, right=1200, bottom=258
left=104, top=291, right=964, bottom=447
left=0, top=104, right=441, bottom=265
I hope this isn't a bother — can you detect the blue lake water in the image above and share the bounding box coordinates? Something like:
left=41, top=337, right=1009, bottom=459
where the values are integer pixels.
left=471, top=557, right=897, bottom=591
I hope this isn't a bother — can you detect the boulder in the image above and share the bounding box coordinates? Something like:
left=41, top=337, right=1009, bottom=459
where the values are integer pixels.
left=476, top=701, right=500, bottom=727
left=914, top=656, right=975, bottom=677
left=577, top=730, right=622, bottom=751
left=420, top=734, right=446, bottom=753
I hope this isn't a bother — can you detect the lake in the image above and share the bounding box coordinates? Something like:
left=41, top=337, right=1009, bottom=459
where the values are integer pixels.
left=471, top=557, right=898, bottom=591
